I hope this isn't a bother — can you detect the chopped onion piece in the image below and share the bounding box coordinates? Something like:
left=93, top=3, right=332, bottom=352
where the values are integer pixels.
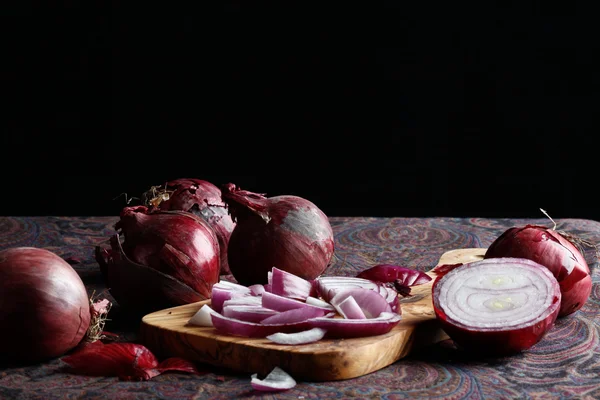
left=222, top=305, right=279, bottom=323
left=214, top=280, right=251, bottom=293
left=266, top=327, right=327, bottom=345
left=357, top=264, right=432, bottom=286
left=260, top=307, right=326, bottom=325
left=210, top=311, right=309, bottom=338
left=305, top=296, right=335, bottom=310
left=188, top=304, right=217, bottom=327
left=262, top=291, right=332, bottom=313
left=308, top=312, right=402, bottom=338
left=251, top=366, right=296, bottom=391
left=211, top=286, right=247, bottom=313
left=222, top=296, right=262, bottom=308
left=330, top=287, right=392, bottom=318
left=270, top=266, right=313, bottom=300
left=315, top=276, right=381, bottom=302
left=334, top=295, right=366, bottom=319
left=248, top=284, right=266, bottom=296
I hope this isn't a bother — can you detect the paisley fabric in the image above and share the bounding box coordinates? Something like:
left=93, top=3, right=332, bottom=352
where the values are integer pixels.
left=1, top=216, right=599, bottom=399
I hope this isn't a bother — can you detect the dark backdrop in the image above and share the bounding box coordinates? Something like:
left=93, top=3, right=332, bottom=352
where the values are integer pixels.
left=2, top=3, right=598, bottom=220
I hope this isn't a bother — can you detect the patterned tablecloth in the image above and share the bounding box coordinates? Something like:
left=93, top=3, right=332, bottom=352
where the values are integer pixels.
left=1, top=216, right=599, bottom=399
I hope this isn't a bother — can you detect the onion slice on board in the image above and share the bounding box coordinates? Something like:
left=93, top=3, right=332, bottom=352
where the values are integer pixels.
left=266, top=327, right=327, bottom=345
left=432, top=257, right=561, bottom=356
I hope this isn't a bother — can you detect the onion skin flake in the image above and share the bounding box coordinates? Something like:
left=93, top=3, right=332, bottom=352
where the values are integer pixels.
left=432, top=257, right=561, bottom=356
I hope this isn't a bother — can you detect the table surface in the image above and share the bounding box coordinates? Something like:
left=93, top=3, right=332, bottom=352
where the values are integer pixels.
left=1, top=216, right=599, bottom=400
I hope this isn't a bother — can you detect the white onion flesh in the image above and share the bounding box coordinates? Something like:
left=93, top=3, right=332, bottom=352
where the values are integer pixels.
left=270, top=266, right=313, bottom=300
left=266, top=327, right=327, bottom=345
left=188, top=304, right=217, bottom=327
left=251, top=366, right=297, bottom=391
left=434, top=258, right=561, bottom=330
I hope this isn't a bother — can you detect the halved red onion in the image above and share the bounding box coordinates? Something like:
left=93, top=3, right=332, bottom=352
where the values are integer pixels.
left=432, top=257, right=561, bottom=355
left=270, top=267, right=313, bottom=300
left=222, top=305, right=279, bottom=323
left=330, top=287, right=392, bottom=318
left=188, top=304, right=217, bottom=327
left=259, top=307, right=327, bottom=325
left=266, top=328, right=327, bottom=345
left=251, top=366, right=296, bottom=391
left=308, top=312, right=402, bottom=338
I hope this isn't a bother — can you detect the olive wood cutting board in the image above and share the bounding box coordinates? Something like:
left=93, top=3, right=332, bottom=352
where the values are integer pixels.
left=139, top=248, right=486, bottom=381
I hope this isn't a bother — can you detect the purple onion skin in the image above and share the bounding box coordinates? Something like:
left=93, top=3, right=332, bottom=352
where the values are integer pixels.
left=147, top=178, right=235, bottom=275
left=432, top=259, right=561, bottom=356
left=222, top=184, right=335, bottom=286
left=109, top=206, right=220, bottom=310
left=0, top=247, right=90, bottom=363
left=484, top=224, right=592, bottom=317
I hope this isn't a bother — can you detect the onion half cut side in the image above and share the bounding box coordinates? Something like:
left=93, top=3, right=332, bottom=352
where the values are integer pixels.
left=432, top=257, right=561, bottom=356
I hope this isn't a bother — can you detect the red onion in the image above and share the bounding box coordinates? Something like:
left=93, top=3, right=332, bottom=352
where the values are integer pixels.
left=142, top=178, right=236, bottom=275
left=484, top=224, right=592, bottom=317
left=356, top=264, right=432, bottom=297
left=97, top=205, right=220, bottom=315
left=432, top=257, right=561, bottom=356
left=221, top=183, right=335, bottom=286
left=0, top=247, right=91, bottom=363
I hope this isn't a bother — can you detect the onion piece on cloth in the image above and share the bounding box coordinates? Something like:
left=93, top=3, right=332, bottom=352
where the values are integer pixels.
left=432, top=257, right=561, bottom=356
left=221, top=183, right=335, bottom=286
left=141, top=178, right=236, bottom=275
left=0, top=247, right=111, bottom=364
left=251, top=366, right=297, bottom=391
left=484, top=222, right=593, bottom=317
left=96, top=206, right=221, bottom=316
left=61, top=341, right=202, bottom=381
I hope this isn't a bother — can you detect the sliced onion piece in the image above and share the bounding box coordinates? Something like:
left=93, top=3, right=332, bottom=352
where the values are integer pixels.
left=357, top=264, right=432, bottom=286
left=222, top=296, right=262, bottom=308
left=270, top=266, right=313, bottom=300
left=262, top=291, right=332, bottom=313
left=266, top=327, right=327, bottom=345
left=432, top=257, right=561, bottom=356
left=222, top=305, right=279, bottom=323
left=210, top=312, right=309, bottom=338
left=214, top=280, right=251, bottom=294
left=251, top=366, right=296, bottom=391
left=260, top=307, right=326, bottom=325
left=334, top=295, right=366, bottom=319
left=211, top=287, right=246, bottom=314
left=330, top=287, right=392, bottom=318
left=315, top=276, right=381, bottom=302
left=248, top=284, right=266, bottom=296
left=307, top=312, right=402, bottom=338
left=305, top=295, right=335, bottom=310
left=384, top=286, right=401, bottom=314
left=188, top=304, right=217, bottom=327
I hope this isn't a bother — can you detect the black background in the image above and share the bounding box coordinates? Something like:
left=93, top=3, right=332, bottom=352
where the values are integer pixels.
left=2, top=3, right=598, bottom=220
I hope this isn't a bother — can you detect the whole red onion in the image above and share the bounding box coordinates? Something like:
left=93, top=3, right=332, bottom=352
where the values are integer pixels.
left=142, top=178, right=235, bottom=275
left=484, top=224, right=592, bottom=317
left=221, top=183, right=335, bottom=286
left=98, top=206, right=220, bottom=315
left=0, top=247, right=91, bottom=363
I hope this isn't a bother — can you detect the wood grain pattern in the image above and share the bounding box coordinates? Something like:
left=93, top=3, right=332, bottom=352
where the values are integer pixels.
left=139, top=248, right=486, bottom=381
